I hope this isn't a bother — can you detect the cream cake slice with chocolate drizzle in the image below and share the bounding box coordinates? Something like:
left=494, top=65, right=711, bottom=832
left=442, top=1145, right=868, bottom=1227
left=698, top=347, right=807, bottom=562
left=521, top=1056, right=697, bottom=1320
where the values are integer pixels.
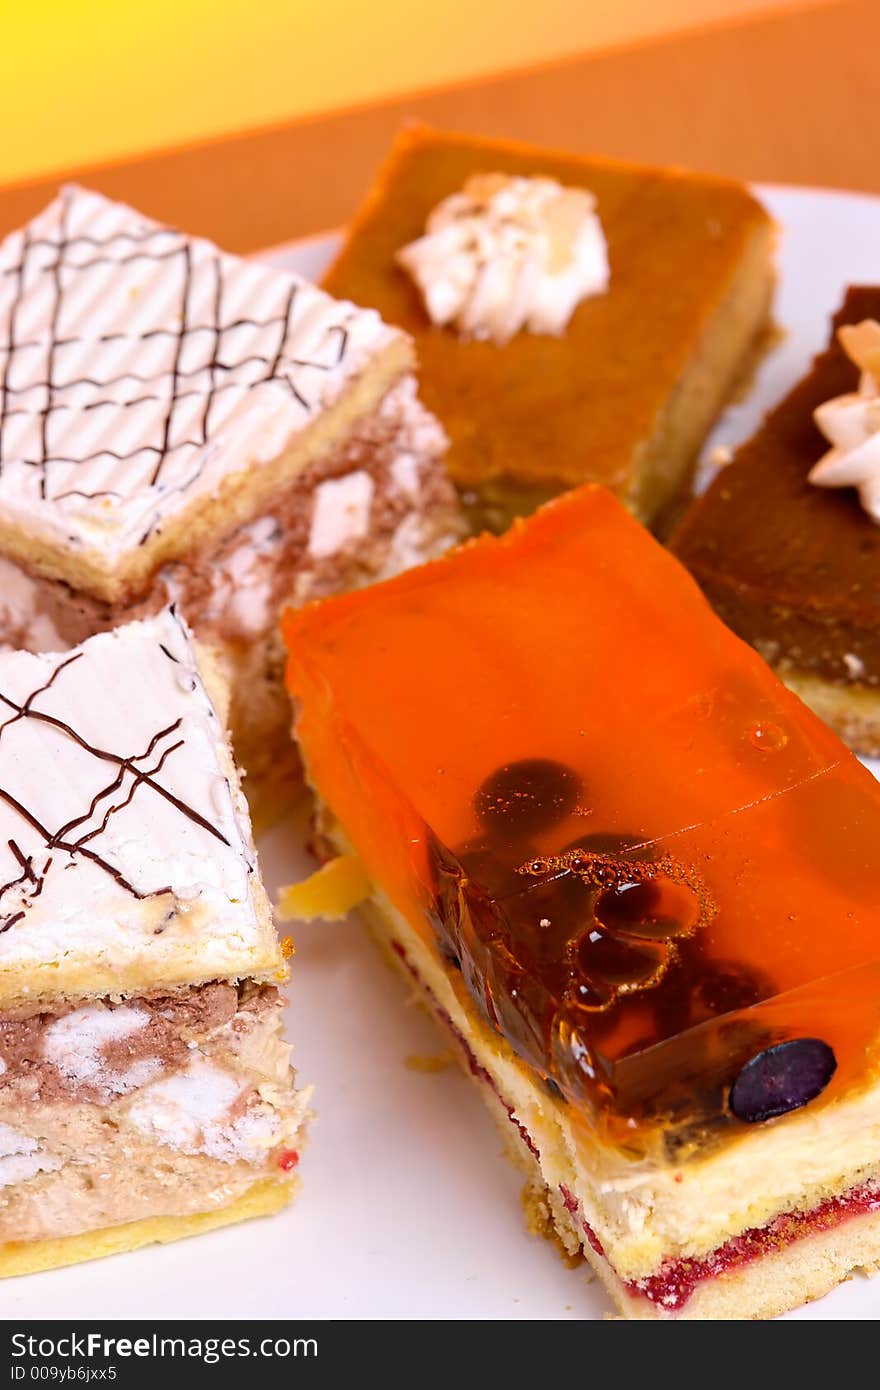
left=0, top=185, right=464, bottom=822
left=0, top=608, right=309, bottom=1278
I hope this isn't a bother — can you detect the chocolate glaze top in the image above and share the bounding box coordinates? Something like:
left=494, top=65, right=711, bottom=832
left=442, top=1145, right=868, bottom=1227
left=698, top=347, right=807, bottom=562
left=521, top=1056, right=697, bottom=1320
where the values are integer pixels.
left=672, top=287, right=880, bottom=682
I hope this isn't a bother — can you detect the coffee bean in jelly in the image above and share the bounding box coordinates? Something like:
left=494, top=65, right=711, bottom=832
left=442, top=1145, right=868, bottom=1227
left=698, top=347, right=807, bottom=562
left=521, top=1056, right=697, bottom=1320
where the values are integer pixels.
left=474, top=759, right=582, bottom=837
left=729, top=1038, right=837, bottom=1123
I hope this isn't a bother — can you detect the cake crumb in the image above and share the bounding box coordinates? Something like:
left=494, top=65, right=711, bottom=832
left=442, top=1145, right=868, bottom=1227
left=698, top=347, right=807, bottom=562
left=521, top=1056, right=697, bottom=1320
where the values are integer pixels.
left=709, top=444, right=734, bottom=469
left=405, top=1050, right=455, bottom=1073
left=844, top=652, right=866, bottom=680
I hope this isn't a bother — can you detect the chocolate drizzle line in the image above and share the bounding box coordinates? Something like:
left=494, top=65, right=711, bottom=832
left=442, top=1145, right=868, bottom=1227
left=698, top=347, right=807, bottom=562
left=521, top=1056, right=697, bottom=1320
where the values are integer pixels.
left=151, top=242, right=192, bottom=487
left=0, top=191, right=361, bottom=521
left=0, top=225, right=178, bottom=265
left=0, top=354, right=311, bottom=401
left=52, top=487, right=122, bottom=502
left=0, top=314, right=310, bottom=361
left=50, top=717, right=184, bottom=844
left=0, top=842, right=54, bottom=932
left=0, top=685, right=228, bottom=842
left=72, top=735, right=185, bottom=851
left=266, top=284, right=298, bottom=385
left=55, top=245, right=190, bottom=276
left=0, top=840, right=38, bottom=899
left=37, top=189, right=71, bottom=500
left=0, top=651, right=84, bottom=742
left=0, top=640, right=235, bottom=928
left=200, top=253, right=223, bottom=446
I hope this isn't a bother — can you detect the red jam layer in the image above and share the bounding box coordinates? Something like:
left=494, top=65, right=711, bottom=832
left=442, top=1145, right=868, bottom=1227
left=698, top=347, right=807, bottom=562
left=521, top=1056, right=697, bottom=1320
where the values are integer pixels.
left=624, top=1180, right=880, bottom=1310
left=560, top=1186, right=606, bottom=1257
left=563, top=1179, right=880, bottom=1311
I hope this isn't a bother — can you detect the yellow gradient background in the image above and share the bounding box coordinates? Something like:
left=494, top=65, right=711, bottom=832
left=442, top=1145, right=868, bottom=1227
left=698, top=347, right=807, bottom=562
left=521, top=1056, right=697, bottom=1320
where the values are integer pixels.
left=2, top=0, right=805, bottom=186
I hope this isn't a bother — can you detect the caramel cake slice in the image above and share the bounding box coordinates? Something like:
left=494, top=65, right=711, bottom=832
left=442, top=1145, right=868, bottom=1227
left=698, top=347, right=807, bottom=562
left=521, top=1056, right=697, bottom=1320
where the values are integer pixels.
left=283, top=484, right=880, bottom=1320
left=0, top=609, right=309, bottom=1278
left=0, top=186, right=464, bottom=823
left=322, top=126, right=775, bottom=532
left=672, top=287, right=880, bottom=757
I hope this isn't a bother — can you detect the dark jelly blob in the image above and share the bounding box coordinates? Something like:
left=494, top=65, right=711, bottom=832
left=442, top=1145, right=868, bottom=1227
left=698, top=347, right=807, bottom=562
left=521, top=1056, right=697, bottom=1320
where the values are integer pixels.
left=729, top=1038, right=837, bottom=1123
left=653, top=945, right=773, bottom=1038
left=594, top=876, right=700, bottom=941
left=456, top=839, right=534, bottom=898
left=688, top=959, right=772, bottom=1027
left=474, top=759, right=582, bottom=837
left=573, top=928, right=670, bottom=995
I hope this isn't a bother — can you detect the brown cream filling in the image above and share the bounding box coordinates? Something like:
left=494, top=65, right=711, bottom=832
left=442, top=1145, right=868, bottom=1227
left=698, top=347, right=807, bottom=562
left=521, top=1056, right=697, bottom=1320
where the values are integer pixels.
left=0, top=980, right=307, bottom=1245
left=0, top=981, right=277, bottom=1105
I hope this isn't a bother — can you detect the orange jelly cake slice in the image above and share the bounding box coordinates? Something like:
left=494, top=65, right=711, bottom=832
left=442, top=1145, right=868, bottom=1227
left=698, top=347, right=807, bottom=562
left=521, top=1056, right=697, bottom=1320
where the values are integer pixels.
left=283, top=484, right=880, bottom=1320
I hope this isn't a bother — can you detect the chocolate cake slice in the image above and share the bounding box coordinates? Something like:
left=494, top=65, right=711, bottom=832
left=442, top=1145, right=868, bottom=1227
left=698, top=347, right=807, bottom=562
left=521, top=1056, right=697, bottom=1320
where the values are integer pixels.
left=672, top=287, right=880, bottom=755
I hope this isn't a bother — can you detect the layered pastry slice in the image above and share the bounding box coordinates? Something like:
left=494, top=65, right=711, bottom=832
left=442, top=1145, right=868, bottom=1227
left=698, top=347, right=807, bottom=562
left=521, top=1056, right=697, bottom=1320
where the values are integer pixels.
left=0, top=185, right=464, bottom=822
left=283, top=484, right=880, bottom=1320
left=672, top=286, right=880, bottom=756
left=0, top=608, right=308, bottom=1277
left=322, top=126, right=776, bottom=531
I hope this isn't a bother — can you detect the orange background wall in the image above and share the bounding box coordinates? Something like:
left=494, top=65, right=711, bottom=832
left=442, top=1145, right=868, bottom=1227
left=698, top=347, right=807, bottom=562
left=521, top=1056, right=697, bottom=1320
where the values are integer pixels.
left=2, top=0, right=811, bottom=187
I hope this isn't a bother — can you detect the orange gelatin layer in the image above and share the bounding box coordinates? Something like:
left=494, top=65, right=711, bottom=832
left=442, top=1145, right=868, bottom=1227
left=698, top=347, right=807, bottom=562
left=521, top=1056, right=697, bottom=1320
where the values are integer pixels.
left=283, top=486, right=880, bottom=1153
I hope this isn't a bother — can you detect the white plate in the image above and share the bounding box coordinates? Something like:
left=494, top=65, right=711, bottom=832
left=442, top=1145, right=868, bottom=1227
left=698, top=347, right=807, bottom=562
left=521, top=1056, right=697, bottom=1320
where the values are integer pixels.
left=9, top=185, right=880, bottom=1323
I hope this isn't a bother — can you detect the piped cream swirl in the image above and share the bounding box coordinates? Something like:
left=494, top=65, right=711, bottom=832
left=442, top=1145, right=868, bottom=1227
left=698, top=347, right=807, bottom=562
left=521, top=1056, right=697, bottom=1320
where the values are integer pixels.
left=396, top=173, right=609, bottom=346
left=810, top=320, right=880, bottom=521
